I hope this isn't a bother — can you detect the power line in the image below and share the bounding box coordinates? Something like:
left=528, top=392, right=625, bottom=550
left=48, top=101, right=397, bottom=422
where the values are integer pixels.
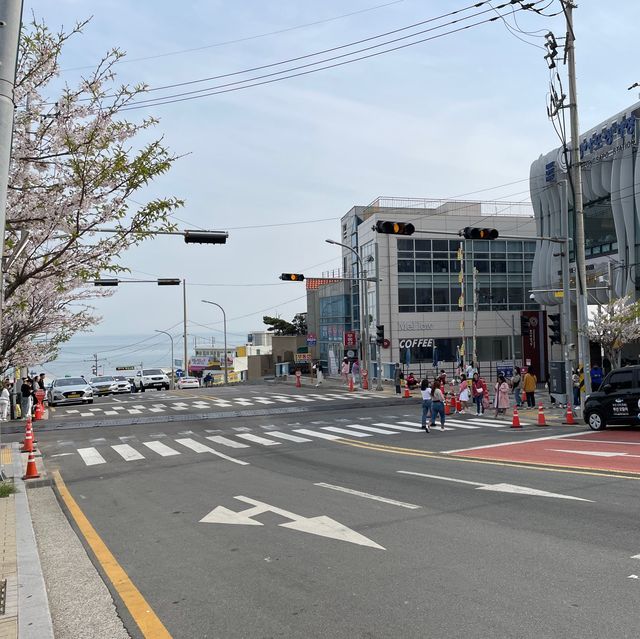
left=119, top=2, right=539, bottom=111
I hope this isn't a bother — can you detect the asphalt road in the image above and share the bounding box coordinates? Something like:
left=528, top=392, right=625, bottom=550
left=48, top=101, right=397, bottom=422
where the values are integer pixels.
left=20, top=401, right=640, bottom=638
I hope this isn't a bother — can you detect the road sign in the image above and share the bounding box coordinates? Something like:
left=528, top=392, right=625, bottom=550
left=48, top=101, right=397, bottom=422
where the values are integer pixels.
left=344, top=331, right=357, bottom=347
left=115, top=366, right=135, bottom=371
left=175, top=369, right=184, bottom=377
left=200, top=496, right=384, bottom=549
left=306, top=333, right=317, bottom=346
left=294, top=353, right=311, bottom=363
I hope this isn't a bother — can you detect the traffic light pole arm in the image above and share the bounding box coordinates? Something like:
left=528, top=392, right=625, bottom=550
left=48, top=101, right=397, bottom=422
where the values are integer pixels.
left=406, top=228, right=569, bottom=244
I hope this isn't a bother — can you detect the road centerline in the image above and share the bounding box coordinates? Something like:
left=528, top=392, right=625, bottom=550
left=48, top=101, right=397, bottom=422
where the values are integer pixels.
left=314, top=482, right=421, bottom=509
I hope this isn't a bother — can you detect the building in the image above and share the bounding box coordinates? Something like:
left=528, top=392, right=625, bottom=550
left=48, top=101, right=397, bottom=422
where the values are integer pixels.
left=310, top=196, right=541, bottom=379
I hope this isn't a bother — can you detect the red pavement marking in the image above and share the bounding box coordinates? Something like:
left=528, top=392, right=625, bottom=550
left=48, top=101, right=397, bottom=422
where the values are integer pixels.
left=452, top=430, right=640, bottom=473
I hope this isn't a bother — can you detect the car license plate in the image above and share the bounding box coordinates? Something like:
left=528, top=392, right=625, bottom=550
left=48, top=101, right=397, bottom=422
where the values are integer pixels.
left=68, top=393, right=81, bottom=398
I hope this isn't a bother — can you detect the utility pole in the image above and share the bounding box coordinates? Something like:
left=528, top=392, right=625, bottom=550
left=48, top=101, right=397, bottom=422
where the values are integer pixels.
left=0, top=1, right=24, bottom=361
left=472, top=266, right=478, bottom=368
left=374, top=243, right=383, bottom=391
left=560, top=181, right=574, bottom=409
left=93, top=353, right=99, bottom=376
left=183, top=279, right=188, bottom=376
left=564, top=0, right=591, bottom=399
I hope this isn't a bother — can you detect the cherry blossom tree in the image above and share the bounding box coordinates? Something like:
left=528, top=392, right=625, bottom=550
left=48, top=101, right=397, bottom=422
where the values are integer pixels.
left=1, top=17, right=184, bottom=372
left=583, top=296, right=640, bottom=369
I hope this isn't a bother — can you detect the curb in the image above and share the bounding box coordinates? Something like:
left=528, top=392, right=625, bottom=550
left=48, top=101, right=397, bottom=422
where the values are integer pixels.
left=12, top=443, right=55, bottom=639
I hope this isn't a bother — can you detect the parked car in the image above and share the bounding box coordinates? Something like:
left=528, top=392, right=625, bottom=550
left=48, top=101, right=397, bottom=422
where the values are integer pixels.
left=177, top=376, right=200, bottom=389
left=113, top=376, right=132, bottom=393
left=48, top=377, right=93, bottom=406
left=90, top=376, right=119, bottom=396
left=584, top=365, right=640, bottom=430
left=133, top=368, right=171, bottom=392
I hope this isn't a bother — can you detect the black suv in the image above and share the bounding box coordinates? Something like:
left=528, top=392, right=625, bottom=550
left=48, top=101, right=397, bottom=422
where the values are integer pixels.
left=584, top=365, right=640, bottom=430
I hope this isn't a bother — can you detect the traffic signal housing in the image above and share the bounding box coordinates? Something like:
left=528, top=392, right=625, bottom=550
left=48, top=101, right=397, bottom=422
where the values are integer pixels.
left=279, top=273, right=305, bottom=282
left=374, top=221, right=415, bottom=236
left=520, top=315, right=530, bottom=338
left=376, top=324, right=385, bottom=345
left=459, top=227, right=499, bottom=240
left=548, top=313, right=562, bottom=345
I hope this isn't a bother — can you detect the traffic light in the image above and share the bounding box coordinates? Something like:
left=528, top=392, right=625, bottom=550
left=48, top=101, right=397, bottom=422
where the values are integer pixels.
left=184, top=230, right=228, bottom=244
left=374, top=221, right=415, bottom=235
left=459, top=227, right=499, bottom=240
left=279, top=273, right=305, bottom=282
left=376, top=324, right=385, bottom=345
left=93, top=279, right=119, bottom=286
left=548, top=313, right=562, bottom=345
left=157, top=278, right=181, bottom=286
left=520, top=315, right=530, bottom=338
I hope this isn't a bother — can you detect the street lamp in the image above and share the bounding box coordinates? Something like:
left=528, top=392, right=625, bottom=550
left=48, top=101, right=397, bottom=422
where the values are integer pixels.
left=202, top=300, right=228, bottom=386
left=154, top=330, right=175, bottom=389
left=325, top=239, right=370, bottom=387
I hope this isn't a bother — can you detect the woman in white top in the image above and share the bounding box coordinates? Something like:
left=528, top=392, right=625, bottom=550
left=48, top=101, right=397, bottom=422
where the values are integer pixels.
left=420, top=378, right=432, bottom=431
left=458, top=374, right=470, bottom=414
left=0, top=383, right=9, bottom=421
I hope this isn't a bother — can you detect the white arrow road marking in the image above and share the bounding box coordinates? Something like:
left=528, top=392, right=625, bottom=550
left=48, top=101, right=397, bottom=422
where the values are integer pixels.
left=628, top=575, right=639, bottom=579
left=552, top=449, right=640, bottom=458
left=631, top=554, right=640, bottom=559
left=397, top=471, right=592, bottom=502
left=200, top=495, right=385, bottom=549
left=314, top=483, right=421, bottom=509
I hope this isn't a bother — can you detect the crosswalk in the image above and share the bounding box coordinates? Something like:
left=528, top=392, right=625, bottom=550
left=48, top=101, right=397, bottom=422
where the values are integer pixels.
left=58, top=415, right=531, bottom=468
left=59, top=392, right=379, bottom=417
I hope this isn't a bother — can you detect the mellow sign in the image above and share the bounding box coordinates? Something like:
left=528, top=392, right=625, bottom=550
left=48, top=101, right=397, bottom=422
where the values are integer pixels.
left=399, top=338, right=434, bottom=348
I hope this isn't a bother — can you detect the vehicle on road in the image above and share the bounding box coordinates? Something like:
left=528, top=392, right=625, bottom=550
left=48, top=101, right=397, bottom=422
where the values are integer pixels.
left=177, top=376, right=200, bottom=389
left=133, top=368, right=170, bottom=392
left=113, top=376, right=133, bottom=393
left=584, top=365, right=640, bottom=430
left=90, top=376, right=119, bottom=396
left=48, top=377, right=93, bottom=406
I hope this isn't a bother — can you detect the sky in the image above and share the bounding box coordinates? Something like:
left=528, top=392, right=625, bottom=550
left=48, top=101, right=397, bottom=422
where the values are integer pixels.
left=21, top=0, right=640, bottom=377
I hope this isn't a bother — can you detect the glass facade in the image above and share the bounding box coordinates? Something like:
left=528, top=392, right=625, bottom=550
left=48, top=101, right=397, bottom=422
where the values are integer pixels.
left=318, top=294, right=351, bottom=364
left=397, top=238, right=538, bottom=313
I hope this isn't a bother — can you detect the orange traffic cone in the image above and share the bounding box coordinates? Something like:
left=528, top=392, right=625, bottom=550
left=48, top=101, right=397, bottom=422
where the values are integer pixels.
left=511, top=406, right=521, bottom=428
left=445, top=394, right=451, bottom=415
left=295, top=374, right=301, bottom=388
left=563, top=404, right=575, bottom=425
left=521, top=389, right=527, bottom=404
left=22, top=450, right=40, bottom=480
left=21, top=426, right=34, bottom=454
left=348, top=375, right=354, bottom=392
left=403, top=380, right=411, bottom=398
left=537, top=403, right=547, bottom=426
left=455, top=396, right=461, bottom=412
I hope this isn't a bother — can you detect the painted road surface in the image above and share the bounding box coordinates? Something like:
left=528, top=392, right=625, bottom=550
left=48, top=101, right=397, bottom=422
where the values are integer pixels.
left=451, top=429, right=640, bottom=473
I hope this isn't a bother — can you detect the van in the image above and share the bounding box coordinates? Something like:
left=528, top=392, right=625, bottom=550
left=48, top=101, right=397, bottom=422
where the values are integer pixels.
left=583, top=365, right=640, bottom=430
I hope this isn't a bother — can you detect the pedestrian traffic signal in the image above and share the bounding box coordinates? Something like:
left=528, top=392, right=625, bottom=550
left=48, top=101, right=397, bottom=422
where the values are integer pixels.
left=374, top=221, right=415, bottom=235
left=376, top=324, right=385, bottom=345
left=548, top=313, right=562, bottom=345
left=279, top=273, right=305, bottom=281
left=520, top=315, right=530, bottom=338
left=459, top=227, right=499, bottom=240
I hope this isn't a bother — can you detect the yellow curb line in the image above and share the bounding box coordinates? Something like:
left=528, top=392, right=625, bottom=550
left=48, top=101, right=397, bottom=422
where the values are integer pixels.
left=52, top=470, right=172, bottom=638
left=335, top=438, right=640, bottom=481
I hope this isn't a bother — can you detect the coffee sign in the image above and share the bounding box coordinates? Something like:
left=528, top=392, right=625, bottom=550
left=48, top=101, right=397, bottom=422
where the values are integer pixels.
left=399, top=338, right=434, bottom=348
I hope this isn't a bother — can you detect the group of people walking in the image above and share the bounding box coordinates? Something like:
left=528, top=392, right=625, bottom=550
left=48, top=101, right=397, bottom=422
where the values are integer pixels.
left=18, top=374, right=45, bottom=420
left=417, top=366, right=539, bottom=433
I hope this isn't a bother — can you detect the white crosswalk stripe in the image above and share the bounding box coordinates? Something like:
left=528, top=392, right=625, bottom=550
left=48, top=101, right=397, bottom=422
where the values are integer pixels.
left=111, top=444, right=145, bottom=461
left=372, top=422, right=421, bottom=432
left=441, top=419, right=481, bottom=430
left=293, top=428, right=340, bottom=440
left=143, top=441, right=181, bottom=457
left=341, top=424, right=399, bottom=435
left=206, top=435, right=250, bottom=448
left=397, top=420, right=453, bottom=431
left=235, top=433, right=280, bottom=446
left=266, top=431, right=312, bottom=443
left=77, top=447, right=106, bottom=466
left=174, top=438, right=249, bottom=465
left=321, top=426, right=371, bottom=438
left=468, top=418, right=522, bottom=428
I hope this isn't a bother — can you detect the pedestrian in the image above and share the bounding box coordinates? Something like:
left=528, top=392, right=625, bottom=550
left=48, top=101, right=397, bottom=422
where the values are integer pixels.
left=511, top=366, right=522, bottom=407
left=438, top=368, right=447, bottom=386
left=341, top=358, right=350, bottom=386
left=458, top=374, right=469, bottom=414
left=351, top=359, right=361, bottom=387
left=523, top=367, right=537, bottom=408
left=0, top=382, right=9, bottom=421
left=494, top=374, right=511, bottom=418
left=465, top=361, right=476, bottom=379
left=420, top=377, right=432, bottom=432
left=472, top=372, right=484, bottom=415
left=37, top=373, right=46, bottom=390
left=20, top=378, right=32, bottom=420
left=313, top=361, right=324, bottom=386
left=572, top=369, right=581, bottom=407
left=394, top=363, right=403, bottom=395
left=590, top=363, right=603, bottom=391
left=430, top=380, right=446, bottom=431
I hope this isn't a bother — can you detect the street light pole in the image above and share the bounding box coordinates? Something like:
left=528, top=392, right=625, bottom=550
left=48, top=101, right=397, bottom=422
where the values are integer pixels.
left=325, top=239, right=369, bottom=387
left=202, top=300, right=228, bottom=385
left=183, top=279, right=188, bottom=377
left=155, top=330, right=175, bottom=389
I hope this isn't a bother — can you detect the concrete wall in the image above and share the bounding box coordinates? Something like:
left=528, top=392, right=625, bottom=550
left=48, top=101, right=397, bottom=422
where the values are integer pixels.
left=247, top=354, right=273, bottom=380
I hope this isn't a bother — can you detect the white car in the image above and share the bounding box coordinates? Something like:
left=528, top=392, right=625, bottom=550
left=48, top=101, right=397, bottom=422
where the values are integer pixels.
left=133, top=368, right=171, bottom=392
left=113, top=376, right=133, bottom=393
left=48, top=377, right=93, bottom=406
left=177, top=376, right=200, bottom=389
left=90, top=376, right=119, bottom=396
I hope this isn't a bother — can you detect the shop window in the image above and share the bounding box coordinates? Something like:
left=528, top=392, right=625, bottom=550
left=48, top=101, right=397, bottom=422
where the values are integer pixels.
left=415, top=239, right=431, bottom=252
left=397, top=239, right=413, bottom=251
left=433, top=259, right=448, bottom=273
left=398, top=287, right=415, bottom=305
left=415, top=259, right=431, bottom=273
left=398, top=259, right=414, bottom=273
left=491, top=260, right=507, bottom=273
left=508, top=260, right=523, bottom=273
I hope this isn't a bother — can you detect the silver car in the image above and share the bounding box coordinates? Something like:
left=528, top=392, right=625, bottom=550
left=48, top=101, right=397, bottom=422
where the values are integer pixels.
left=90, top=376, right=119, bottom=396
left=48, top=377, right=93, bottom=406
